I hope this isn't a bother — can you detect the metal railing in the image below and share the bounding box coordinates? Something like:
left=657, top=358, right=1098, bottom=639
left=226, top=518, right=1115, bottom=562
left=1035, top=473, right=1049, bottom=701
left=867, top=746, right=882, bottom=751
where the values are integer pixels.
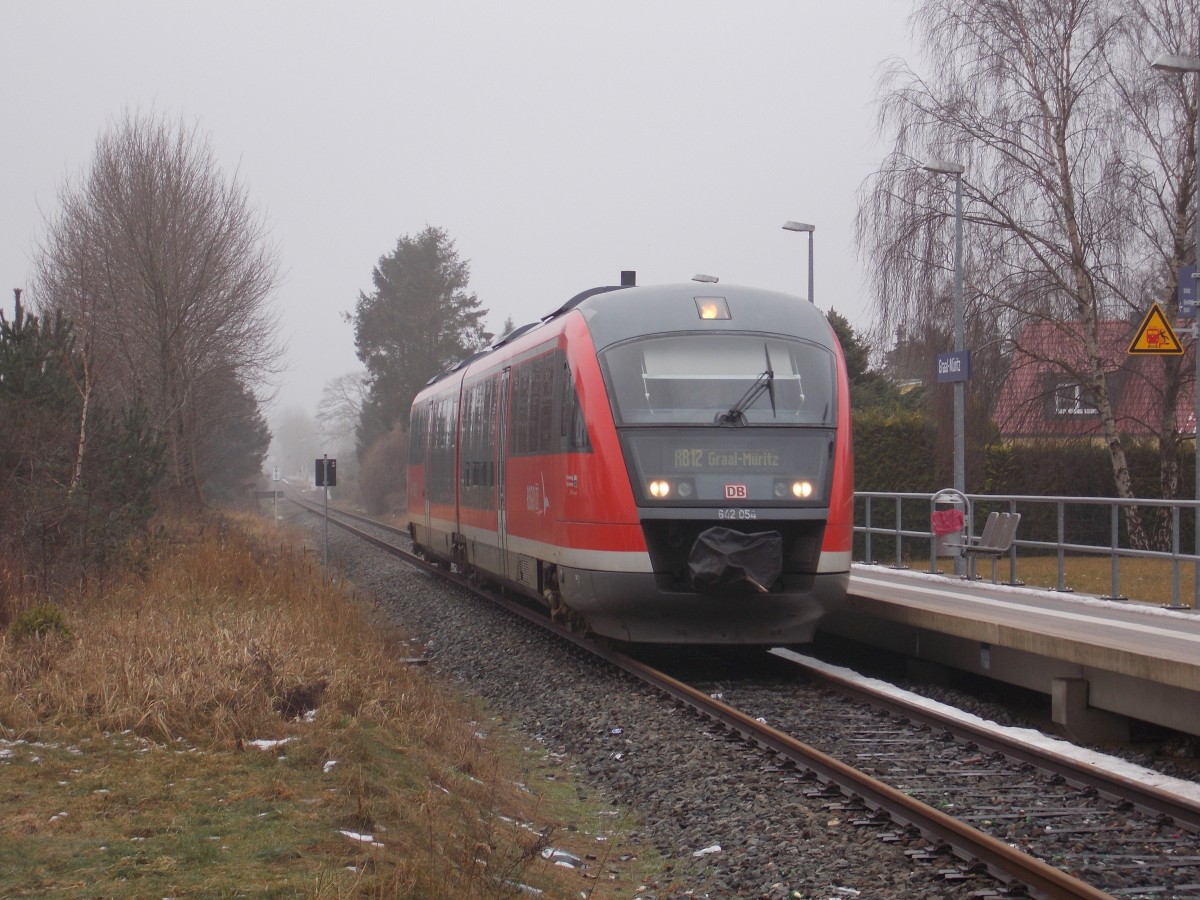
left=855, top=490, right=1200, bottom=610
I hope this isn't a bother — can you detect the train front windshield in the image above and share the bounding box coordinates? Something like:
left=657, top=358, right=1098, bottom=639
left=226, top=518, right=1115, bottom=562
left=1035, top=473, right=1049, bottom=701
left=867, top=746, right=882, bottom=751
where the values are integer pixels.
left=601, top=335, right=836, bottom=426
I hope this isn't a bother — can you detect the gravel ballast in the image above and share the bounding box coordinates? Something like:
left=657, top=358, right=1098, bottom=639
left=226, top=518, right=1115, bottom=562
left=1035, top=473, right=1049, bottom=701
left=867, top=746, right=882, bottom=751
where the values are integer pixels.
left=311, top=517, right=994, bottom=899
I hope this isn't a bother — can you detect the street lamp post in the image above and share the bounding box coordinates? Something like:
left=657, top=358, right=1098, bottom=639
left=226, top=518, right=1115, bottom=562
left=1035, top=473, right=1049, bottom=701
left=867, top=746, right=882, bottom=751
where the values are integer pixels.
left=782, top=221, right=815, bottom=303
left=924, top=161, right=967, bottom=576
left=923, top=161, right=967, bottom=506
left=1152, top=52, right=1200, bottom=608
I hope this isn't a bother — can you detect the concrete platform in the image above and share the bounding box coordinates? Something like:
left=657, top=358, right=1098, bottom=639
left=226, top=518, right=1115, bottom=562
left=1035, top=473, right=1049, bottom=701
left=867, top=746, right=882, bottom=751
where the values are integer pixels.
left=818, top=565, right=1200, bottom=742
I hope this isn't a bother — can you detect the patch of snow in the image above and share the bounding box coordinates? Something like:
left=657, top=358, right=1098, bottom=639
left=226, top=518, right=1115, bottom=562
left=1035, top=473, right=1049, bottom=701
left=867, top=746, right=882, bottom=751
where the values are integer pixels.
left=338, top=829, right=384, bottom=848
left=541, top=848, right=582, bottom=868
left=247, top=738, right=293, bottom=751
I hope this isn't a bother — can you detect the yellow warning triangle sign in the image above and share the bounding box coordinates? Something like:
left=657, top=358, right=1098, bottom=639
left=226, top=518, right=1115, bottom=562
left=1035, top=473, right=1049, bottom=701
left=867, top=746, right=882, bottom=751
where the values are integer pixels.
left=1128, top=303, right=1185, bottom=355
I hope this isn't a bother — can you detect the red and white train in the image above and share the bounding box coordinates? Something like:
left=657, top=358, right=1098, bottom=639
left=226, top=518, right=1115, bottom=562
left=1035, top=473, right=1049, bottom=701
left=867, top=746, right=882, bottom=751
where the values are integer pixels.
left=406, top=278, right=853, bottom=644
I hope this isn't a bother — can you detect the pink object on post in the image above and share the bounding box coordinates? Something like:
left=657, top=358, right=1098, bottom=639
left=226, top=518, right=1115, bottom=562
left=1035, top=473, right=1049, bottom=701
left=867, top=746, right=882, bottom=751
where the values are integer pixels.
left=931, top=508, right=964, bottom=536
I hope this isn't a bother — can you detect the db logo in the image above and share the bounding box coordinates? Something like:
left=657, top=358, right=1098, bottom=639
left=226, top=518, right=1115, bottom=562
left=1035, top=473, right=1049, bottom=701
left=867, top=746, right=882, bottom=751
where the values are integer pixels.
left=724, top=484, right=748, bottom=499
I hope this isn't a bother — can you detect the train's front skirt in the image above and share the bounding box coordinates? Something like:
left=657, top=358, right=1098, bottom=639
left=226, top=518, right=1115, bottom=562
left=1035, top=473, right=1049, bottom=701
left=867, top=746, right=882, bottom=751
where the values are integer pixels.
left=556, top=536, right=846, bottom=646
left=687, top=526, right=782, bottom=594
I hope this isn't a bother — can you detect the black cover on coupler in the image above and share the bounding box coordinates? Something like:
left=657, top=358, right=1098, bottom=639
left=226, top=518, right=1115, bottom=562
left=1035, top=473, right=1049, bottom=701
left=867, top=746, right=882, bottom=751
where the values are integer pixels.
left=687, top=526, right=783, bottom=593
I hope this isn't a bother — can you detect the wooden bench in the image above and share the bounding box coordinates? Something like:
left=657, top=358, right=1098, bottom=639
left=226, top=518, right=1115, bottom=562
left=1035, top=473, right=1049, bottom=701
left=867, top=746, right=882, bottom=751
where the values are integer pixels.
left=945, top=511, right=1021, bottom=582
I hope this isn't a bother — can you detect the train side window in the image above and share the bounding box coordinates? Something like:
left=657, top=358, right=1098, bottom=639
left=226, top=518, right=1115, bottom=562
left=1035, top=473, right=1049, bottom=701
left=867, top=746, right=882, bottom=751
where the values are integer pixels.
left=483, top=378, right=497, bottom=485
left=459, top=378, right=499, bottom=508
left=408, top=404, right=428, bottom=459
left=560, top=365, right=570, bottom=439
left=535, top=356, right=556, bottom=450
left=428, top=396, right=457, bottom=503
left=561, top=363, right=591, bottom=452
left=509, top=351, right=562, bottom=456
left=568, top=396, right=591, bottom=451
left=504, top=349, right=592, bottom=456
left=509, top=366, right=530, bottom=455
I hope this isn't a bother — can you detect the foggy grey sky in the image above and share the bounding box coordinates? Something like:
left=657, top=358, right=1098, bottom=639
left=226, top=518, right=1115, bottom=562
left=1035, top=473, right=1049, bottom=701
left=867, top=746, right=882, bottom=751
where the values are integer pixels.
left=3, top=1, right=916, bottom=422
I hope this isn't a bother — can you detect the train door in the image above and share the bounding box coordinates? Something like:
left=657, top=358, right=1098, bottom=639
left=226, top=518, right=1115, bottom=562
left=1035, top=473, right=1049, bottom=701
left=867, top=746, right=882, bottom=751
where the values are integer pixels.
left=496, top=367, right=511, bottom=579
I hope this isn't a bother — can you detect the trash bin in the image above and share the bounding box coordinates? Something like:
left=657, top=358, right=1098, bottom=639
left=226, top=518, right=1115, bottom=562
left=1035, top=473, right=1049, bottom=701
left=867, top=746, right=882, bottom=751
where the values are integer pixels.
left=931, top=500, right=965, bottom=557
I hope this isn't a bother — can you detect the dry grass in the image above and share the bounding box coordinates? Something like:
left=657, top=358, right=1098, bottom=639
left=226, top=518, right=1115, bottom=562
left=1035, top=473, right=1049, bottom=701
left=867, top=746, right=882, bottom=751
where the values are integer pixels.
left=924, top=552, right=1199, bottom=606
left=1008, top=555, right=1199, bottom=606
left=0, top=514, right=661, bottom=897
left=3, top=516, right=411, bottom=743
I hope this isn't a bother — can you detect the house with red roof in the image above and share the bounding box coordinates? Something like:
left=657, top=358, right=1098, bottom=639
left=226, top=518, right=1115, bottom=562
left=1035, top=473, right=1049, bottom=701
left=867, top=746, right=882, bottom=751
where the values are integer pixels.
left=992, top=319, right=1196, bottom=440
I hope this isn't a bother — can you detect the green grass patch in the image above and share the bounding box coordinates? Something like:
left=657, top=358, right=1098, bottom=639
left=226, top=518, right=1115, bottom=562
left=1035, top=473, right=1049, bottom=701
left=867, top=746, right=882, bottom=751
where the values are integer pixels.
left=0, top=514, right=669, bottom=897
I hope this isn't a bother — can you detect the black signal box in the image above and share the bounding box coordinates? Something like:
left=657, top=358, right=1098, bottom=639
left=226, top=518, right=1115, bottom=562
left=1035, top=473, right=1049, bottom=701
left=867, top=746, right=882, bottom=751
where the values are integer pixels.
left=315, top=458, right=337, bottom=487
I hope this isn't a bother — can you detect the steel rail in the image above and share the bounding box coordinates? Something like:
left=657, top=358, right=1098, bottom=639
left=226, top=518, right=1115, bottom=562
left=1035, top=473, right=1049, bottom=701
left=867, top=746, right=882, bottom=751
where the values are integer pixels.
left=604, top=652, right=1112, bottom=900
left=286, top=492, right=1113, bottom=899
left=313, top=502, right=409, bottom=539
left=773, top=648, right=1200, bottom=834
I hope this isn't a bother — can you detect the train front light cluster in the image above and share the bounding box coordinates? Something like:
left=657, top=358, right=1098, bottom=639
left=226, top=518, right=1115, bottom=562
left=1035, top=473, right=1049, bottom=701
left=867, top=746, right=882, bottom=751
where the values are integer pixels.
left=647, top=478, right=696, bottom=500
left=773, top=479, right=815, bottom=499
left=649, top=477, right=814, bottom=502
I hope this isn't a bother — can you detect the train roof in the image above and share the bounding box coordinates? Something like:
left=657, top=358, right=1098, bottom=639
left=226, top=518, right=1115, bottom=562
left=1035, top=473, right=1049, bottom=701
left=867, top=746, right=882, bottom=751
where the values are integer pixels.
left=421, top=281, right=834, bottom=389
left=567, top=282, right=834, bottom=351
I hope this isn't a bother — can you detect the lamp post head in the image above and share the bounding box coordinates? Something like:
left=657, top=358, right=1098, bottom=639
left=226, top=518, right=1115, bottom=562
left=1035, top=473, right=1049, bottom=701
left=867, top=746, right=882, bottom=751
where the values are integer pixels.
left=923, top=159, right=965, bottom=176
left=782, top=221, right=815, bottom=233
left=1152, top=52, right=1200, bottom=73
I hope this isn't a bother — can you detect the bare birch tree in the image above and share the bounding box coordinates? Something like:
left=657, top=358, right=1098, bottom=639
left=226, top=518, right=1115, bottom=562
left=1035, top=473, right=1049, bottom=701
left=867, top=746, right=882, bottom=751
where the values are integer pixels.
left=857, top=0, right=1200, bottom=548
left=33, top=110, right=282, bottom=507
left=33, top=184, right=107, bottom=495
left=1105, top=0, right=1200, bottom=514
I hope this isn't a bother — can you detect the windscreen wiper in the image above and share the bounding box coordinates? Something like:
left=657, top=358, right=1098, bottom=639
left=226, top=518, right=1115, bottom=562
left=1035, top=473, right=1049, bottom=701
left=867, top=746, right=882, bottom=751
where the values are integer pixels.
left=716, top=344, right=776, bottom=426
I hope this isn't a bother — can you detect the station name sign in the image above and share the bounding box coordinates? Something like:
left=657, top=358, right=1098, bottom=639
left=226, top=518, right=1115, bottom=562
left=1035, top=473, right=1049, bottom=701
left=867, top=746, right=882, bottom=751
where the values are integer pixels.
left=1179, top=264, right=1197, bottom=318
left=936, top=350, right=971, bottom=383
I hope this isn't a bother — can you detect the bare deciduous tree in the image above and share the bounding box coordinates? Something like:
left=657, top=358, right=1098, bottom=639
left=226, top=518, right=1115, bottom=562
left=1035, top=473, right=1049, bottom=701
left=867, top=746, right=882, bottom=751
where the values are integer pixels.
left=1107, top=0, right=1200, bottom=512
left=857, top=0, right=1200, bottom=548
left=316, top=371, right=368, bottom=444
left=33, top=110, right=282, bottom=507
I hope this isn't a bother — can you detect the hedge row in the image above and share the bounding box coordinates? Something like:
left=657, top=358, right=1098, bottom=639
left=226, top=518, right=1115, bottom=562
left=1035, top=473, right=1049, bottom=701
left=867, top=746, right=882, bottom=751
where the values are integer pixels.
left=852, top=410, right=1196, bottom=553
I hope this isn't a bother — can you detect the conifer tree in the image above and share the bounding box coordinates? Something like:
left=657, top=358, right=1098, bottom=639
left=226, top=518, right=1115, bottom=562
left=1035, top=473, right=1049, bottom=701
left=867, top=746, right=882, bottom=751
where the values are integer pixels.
left=1, top=290, right=166, bottom=588
left=351, top=226, right=490, bottom=456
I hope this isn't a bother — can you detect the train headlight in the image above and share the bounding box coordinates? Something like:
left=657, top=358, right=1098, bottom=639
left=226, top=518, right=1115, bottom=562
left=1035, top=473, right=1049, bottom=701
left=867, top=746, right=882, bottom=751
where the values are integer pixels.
left=676, top=480, right=694, bottom=499
left=695, top=297, right=731, bottom=320
left=777, top=479, right=815, bottom=499
left=648, top=479, right=671, bottom=498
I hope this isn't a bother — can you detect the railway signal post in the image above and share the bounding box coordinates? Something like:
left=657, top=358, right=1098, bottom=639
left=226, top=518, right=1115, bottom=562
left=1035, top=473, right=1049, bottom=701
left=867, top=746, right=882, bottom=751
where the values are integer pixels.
left=315, top=455, right=336, bottom=576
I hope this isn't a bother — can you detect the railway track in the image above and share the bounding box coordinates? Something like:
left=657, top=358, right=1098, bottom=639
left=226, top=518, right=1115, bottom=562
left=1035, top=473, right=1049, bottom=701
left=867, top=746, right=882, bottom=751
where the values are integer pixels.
left=678, top=655, right=1200, bottom=899
left=287, top=489, right=1200, bottom=898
